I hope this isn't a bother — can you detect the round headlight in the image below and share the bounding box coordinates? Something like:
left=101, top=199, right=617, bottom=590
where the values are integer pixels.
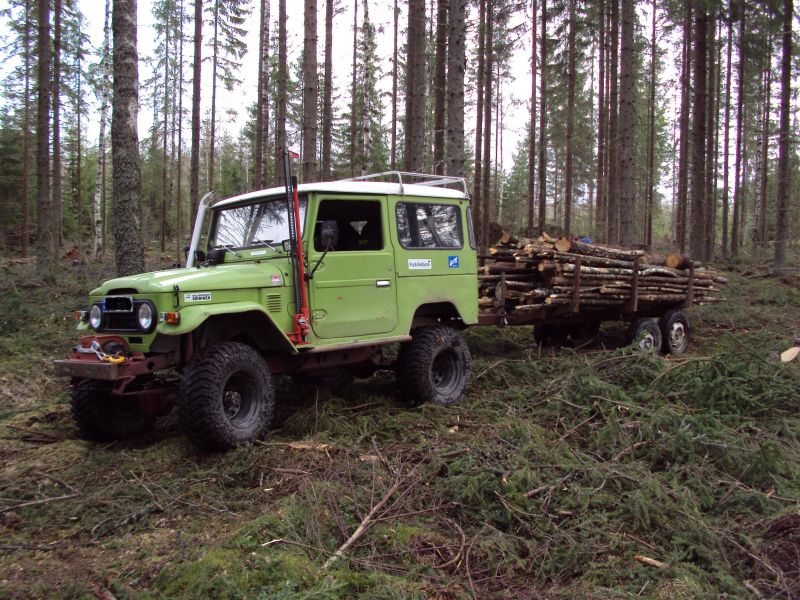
left=137, top=303, right=154, bottom=331
left=89, top=304, right=103, bottom=330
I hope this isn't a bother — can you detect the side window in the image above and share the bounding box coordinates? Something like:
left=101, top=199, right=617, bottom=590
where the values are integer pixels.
left=396, top=203, right=463, bottom=249
left=466, top=208, right=477, bottom=250
left=314, top=199, right=383, bottom=251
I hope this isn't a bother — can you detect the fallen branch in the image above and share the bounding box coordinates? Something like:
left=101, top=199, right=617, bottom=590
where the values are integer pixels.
left=633, top=553, right=667, bottom=569
left=323, top=475, right=405, bottom=569
left=1, top=493, right=77, bottom=512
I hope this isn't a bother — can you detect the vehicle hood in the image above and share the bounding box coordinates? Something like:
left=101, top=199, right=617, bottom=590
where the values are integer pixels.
left=91, top=262, right=286, bottom=295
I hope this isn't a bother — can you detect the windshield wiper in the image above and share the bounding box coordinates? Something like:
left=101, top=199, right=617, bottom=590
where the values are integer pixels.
left=213, top=244, right=242, bottom=258
left=251, top=239, right=279, bottom=252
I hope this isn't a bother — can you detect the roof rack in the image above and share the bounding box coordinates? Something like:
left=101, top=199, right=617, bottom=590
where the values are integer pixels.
left=340, top=171, right=470, bottom=199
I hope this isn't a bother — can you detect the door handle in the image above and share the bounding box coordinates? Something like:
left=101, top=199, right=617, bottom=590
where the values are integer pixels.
left=376, top=280, right=391, bottom=288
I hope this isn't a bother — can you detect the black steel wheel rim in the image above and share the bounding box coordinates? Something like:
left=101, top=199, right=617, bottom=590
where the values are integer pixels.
left=222, top=372, right=259, bottom=429
left=430, top=348, right=462, bottom=396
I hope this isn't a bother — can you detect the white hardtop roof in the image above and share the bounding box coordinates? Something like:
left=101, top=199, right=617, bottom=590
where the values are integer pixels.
left=213, top=180, right=468, bottom=209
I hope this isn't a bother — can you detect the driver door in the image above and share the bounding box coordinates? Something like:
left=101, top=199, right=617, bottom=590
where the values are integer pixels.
left=308, top=197, right=398, bottom=339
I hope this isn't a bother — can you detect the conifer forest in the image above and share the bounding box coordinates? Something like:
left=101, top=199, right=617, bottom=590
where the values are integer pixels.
left=0, top=1, right=799, bottom=598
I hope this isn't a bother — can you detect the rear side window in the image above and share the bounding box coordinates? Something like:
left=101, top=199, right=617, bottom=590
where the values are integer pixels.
left=396, top=203, right=463, bottom=249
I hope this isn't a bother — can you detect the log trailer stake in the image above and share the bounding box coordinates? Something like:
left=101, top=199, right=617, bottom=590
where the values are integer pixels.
left=282, top=149, right=310, bottom=344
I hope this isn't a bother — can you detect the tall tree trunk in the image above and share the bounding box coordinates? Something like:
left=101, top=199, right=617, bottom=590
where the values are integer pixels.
left=731, top=10, right=745, bottom=257
left=21, top=0, right=31, bottom=257
left=322, top=0, right=333, bottom=177
left=536, top=0, right=547, bottom=234
left=595, top=0, right=605, bottom=239
left=52, top=0, right=62, bottom=252
left=112, top=0, right=145, bottom=276
left=189, top=0, right=202, bottom=228
left=703, top=13, right=717, bottom=260
left=389, top=0, right=398, bottom=170
left=563, top=0, right=576, bottom=237
left=360, top=0, right=371, bottom=175
left=616, top=0, right=634, bottom=246
left=348, top=1, right=358, bottom=176
left=708, top=12, right=722, bottom=259
left=606, top=0, right=619, bottom=243
left=644, top=0, right=656, bottom=249
left=471, top=0, right=485, bottom=220
left=480, top=0, right=493, bottom=252
left=757, top=52, right=771, bottom=255
left=676, top=1, right=691, bottom=252
left=161, top=13, right=170, bottom=253
left=76, top=49, right=83, bottom=248
left=209, top=0, right=219, bottom=191
left=302, top=0, right=318, bottom=182
left=527, top=0, right=537, bottom=236
left=445, top=0, right=465, bottom=178
left=721, top=17, right=732, bottom=258
left=689, top=4, right=707, bottom=259
left=774, top=0, right=792, bottom=268
left=36, top=0, right=52, bottom=267
left=432, top=0, right=448, bottom=175
left=254, top=0, right=267, bottom=189
left=274, top=0, right=287, bottom=184
left=176, top=0, right=185, bottom=262
left=404, top=0, right=426, bottom=172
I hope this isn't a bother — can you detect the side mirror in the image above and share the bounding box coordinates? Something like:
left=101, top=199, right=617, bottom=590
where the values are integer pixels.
left=193, top=249, right=206, bottom=263
left=282, top=239, right=293, bottom=253
left=319, top=220, right=338, bottom=250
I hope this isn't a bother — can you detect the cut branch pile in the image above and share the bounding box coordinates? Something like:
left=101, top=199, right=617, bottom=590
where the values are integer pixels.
left=479, top=233, right=727, bottom=316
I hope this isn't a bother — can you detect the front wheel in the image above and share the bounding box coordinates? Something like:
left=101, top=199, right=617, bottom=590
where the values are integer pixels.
left=397, top=326, right=471, bottom=406
left=177, top=342, right=274, bottom=451
left=71, top=379, right=155, bottom=441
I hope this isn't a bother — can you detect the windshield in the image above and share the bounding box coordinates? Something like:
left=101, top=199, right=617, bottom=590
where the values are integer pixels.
left=210, top=196, right=307, bottom=250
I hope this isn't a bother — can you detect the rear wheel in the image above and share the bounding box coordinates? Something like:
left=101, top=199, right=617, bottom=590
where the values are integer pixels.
left=178, top=342, right=274, bottom=451
left=397, top=326, right=471, bottom=406
left=71, top=379, right=155, bottom=441
left=659, top=310, right=691, bottom=355
left=627, top=319, right=663, bottom=354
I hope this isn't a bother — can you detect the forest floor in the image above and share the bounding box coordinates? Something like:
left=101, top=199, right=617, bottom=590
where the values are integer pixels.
left=0, top=250, right=799, bottom=599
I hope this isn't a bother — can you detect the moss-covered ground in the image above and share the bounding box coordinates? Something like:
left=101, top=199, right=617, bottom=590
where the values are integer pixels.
left=0, top=253, right=798, bottom=599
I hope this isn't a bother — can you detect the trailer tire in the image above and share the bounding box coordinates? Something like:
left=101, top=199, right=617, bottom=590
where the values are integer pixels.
left=659, top=310, right=691, bottom=355
left=71, top=379, right=155, bottom=441
left=568, top=321, right=601, bottom=344
left=178, top=342, right=274, bottom=451
left=533, top=324, right=569, bottom=347
left=627, top=319, right=663, bottom=354
left=397, top=326, right=471, bottom=406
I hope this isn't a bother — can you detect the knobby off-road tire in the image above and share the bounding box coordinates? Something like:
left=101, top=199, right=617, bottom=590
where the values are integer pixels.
left=627, top=319, right=663, bottom=354
left=397, top=326, right=471, bottom=406
left=178, top=342, right=275, bottom=451
left=659, top=310, right=691, bottom=355
left=70, top=379, right=155, bottom=441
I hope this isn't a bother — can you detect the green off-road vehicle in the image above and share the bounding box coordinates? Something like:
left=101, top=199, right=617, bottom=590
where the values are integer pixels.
left=55, top=166, right=479, bottom=450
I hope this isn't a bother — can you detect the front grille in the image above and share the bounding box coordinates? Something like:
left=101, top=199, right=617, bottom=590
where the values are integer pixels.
left=106, top=312, right=139, bottom=331
left=266, top=294, right=282, bottom=313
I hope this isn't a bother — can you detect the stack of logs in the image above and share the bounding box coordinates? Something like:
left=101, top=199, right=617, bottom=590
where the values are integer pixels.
left=479, top=233, right=727, bottom=315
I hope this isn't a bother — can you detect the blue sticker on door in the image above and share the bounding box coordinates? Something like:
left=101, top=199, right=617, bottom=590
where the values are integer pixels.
left=448, top=256, right=460, bottom=268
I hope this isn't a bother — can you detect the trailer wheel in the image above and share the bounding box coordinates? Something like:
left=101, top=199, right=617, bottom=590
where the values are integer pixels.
left=533, top=324, right=569, bottom=347
left=178, top=342, right=274, bottom=451
left=71, top=379, right=155, bottom=441
left=627, top=319, right=663, bottom=354
left=397, top=326, right=471, bottom=406
left=568, top=321, right=601, bottom=344
left=659, top=310, right=691, bottom=355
